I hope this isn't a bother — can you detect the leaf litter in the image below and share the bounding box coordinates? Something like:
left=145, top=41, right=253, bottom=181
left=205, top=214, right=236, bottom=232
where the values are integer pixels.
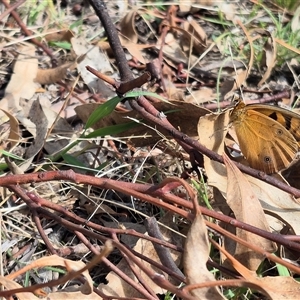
left=1, top=1, right=300, bottom=299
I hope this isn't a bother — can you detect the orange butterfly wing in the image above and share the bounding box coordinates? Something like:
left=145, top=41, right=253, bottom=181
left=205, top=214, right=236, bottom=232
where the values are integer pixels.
left=230, top=102, right=298, bottom=174
left=247, top=104, right=300, bottom=143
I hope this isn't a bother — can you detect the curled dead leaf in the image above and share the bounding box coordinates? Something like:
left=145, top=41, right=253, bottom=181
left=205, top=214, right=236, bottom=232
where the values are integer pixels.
left=180, top=18, right=207, bottom=54
left=0, top=108, right=20, bottom=148
left=118, top=10, right=150, bottom=63
left=258, top=34, right=277, bottom=86
left=35, top=62, right=77, bottom=85
left=119, top=10, right=138, bottom=44
left=44, top=29, right=74, bottom=42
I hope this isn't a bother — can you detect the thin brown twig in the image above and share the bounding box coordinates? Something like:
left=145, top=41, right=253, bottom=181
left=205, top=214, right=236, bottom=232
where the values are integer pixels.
left=144, top=217, right=184, bottom=282
left=24, top=188, right=182, bottom=252
left=12, top=185, right=185, bottom=297
left=0, top=0, right=25, bottom=21
left=8, top=185, right=58, bottom=255
left=111, top=233, right=159, bottom=300
left=8, top=175, right=300, bottom=293
left=31, top=209, right=58, bottom=255
left=128, top=246, right=186, bottom=284
left=11, top=172, right=300, bottom=275
left=2, top=170, right=300, bottom=253
left=88, top=0, right=133, bottom=81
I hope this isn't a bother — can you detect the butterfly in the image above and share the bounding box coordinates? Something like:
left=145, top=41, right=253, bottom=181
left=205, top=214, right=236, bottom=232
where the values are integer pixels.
left=229, top=101, right=300, bottom=174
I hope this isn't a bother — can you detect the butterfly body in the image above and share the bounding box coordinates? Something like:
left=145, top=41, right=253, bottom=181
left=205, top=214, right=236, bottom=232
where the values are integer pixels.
left=230, top=102, right=299, bottom=174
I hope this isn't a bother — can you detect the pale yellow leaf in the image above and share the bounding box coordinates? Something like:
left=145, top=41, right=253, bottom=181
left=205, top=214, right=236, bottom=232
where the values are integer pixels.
left=0, top=45, right=38, bottom=123
left=223, top=153, right=276, bottom=270
left=184, top=213, right=225, bottom=299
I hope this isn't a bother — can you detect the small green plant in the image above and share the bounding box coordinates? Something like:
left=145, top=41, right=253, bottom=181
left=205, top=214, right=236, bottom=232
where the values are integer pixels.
left=256, top=1, right=300, bottom=64
left=273, top=0, right=300, bottom=10
left=49, top=91, right=168, bottom=166
left=191, top=175, right=212, bottom=210
left=26, top=0, right=57, bottom=25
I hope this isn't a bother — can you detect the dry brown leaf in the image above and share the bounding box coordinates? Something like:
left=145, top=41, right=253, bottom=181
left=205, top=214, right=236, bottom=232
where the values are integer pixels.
left=71, top=37, right=115, bottom=97
left=0, top=277, right=36, bottom=300
left=119, top=10, right=138, bottom=44
left=44, top=29, right=74, bottom=42
left=198, top=110, right=300, bottom=235
left=157, top=32, right=179, bottom=57
left=4, top=254, right=100, bottom=299
left=35, top=62, right=76, bottom=85
left=179, top=0, right=194, bottom=13
left=17, top=95, right=74, bottom=157
left=118, top=10, right=148, bottom=63
left=7, top=254, right=92, bottom=282
left=221, top=67, right=248, bottom=100
left=0, top=108, right=20, bottom=148
left=254, top=276, right=300, bottom=300
left=223, top=153, right=276, bottom=270
left=258, top=34, right=277, bottom=86
left=0, top=45, right=38, bottom=123
left=185, top=88, right=215, bottom=104
left=24, top=99, right=48, bottom=159
left=121, top=40, right=147, bottom=64
left=97, top=40, right=111, bottom=52
left=216, top=240, right=295, bottom=299
left=40, top=102, right=74, bottom=134
left=163, top=77, right=185, bottom=100
left=217, top=3, right=237, bottom=22
left=12, top=99, right=49, bottom=174
left=180, top=18, right=207, bottom=55
left=223, top=245, right=300, bottom=300
left=75, top=100, right=210, bottom=146
left=183, top=212, right=225, bottom=299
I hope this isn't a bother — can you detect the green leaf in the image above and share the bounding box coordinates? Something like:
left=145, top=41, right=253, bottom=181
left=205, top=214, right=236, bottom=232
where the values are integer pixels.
left=85, top=96, right=122, bottom=129
left=0, top=163, right=7, bottom=172
left=0, top=150, right=24, bottom=161
left=276, top=263, right=290, bottom=276
left=70, top=19, right=83, bottom=30
left=84, top=122, right=138, bottom=138
left=61, top=153, right=86, bottom=168
left=49, top=41, right=71, bottom=50
left=123, top=90, right=170, bottom=103
left=85, top=90, right=169, bottom=131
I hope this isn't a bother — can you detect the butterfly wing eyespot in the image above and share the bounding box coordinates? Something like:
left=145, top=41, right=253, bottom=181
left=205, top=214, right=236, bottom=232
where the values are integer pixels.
left=247, top=104, right=300, bottom=144
left=229, top=103, right=299, bottom=174
left=263, top=156, right=272, bottom=163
